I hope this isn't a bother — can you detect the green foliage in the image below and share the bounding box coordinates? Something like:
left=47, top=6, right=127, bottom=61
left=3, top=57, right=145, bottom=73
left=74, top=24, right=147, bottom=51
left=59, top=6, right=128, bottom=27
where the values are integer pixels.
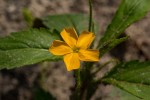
left=99, top=0, right=150, bottom=48
left=102, top=61, right=150, bottom=99
left=22, top=8, right=34, bottom=27
left=99, top=36, right=128, bottom=57
left=109, top=86, right=140, bottom=100
left=0, top=29, right=61, bottom=69
left=42, top=14, right=89, bottom=33
left=0, top=0, right=150, bottom=99
left=99, top=2, right=150, bottom=99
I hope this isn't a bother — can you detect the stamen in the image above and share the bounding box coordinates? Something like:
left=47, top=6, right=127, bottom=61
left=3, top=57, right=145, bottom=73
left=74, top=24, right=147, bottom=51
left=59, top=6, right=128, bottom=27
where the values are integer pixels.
left=73, top=47, right=80, bottom=53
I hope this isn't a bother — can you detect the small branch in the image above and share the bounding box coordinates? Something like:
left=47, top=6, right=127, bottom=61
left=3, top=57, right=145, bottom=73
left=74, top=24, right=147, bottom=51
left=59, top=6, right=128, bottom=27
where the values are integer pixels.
left=88, top=0, right=93, bottom=32
left=93, top=59, right=120, bottom=75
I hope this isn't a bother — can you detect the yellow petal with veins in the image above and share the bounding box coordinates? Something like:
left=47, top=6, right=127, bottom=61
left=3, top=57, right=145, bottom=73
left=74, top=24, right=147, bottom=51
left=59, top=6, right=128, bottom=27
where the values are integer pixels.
left=60, top=28, right=78, bottom=48
left=63, top=53, right=80, bottom=71
left=78, top=49, right=99, bottom=61
left=49, top=40, right=72, bottom=55
left=77, top=31, right=95, bottom=49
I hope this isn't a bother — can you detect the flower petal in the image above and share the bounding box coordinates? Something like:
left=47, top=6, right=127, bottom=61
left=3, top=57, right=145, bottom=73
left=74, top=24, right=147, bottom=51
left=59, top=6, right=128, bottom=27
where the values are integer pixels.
left=49, top=40, right=72, bottom=55
left=60, top=28, right=78, bottom=48
left=63, top=53, right=80, bottom=71
left=78, top=49, right=99, bottom=61
left=77, top=31, right=95, bottom=49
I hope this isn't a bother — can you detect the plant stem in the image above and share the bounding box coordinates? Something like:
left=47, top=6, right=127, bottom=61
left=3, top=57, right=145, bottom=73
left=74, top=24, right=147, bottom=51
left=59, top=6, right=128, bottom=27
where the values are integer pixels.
left=72, top=0, right=94, bottom=99
left=76, top=69, right=81, bottom=90
left=73, top=69, right=81, bottom=99
left=93, top=59, right=120, bottom=75
left=88, top=0, right=93, bottom=32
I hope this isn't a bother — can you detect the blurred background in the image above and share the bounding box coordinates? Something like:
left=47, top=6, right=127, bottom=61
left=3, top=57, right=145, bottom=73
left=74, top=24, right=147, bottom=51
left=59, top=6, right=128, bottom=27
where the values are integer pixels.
left=0, top=0, right=150, bottom=100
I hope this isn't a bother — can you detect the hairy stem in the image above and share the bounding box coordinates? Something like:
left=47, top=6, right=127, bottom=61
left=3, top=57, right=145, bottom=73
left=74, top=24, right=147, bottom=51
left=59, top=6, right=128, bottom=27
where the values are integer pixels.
left=93, top=59, right=120, bottom=75
left=76, top=69, right=81, bottom=91
left=88, top=0, right=93, bottom=32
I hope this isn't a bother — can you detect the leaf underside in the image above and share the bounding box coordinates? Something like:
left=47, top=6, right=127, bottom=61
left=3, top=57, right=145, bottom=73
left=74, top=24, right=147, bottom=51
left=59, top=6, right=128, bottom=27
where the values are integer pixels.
left=109, top=86, right=141, bottom=100
left=102, top=61, right=150, bottom=99
left=98, top=0, right=150, bottom=55
left=100, top=0, right=150, bottom=43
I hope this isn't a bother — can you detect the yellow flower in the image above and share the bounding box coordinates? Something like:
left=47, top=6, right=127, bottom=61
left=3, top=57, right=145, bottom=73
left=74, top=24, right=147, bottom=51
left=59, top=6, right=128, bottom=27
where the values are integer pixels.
left=49, top=28, right=99, bottom=71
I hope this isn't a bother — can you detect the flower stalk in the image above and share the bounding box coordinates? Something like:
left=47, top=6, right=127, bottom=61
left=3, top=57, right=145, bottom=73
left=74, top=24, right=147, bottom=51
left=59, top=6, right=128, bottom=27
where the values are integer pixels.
left=88, top=0, right=93, bottom=32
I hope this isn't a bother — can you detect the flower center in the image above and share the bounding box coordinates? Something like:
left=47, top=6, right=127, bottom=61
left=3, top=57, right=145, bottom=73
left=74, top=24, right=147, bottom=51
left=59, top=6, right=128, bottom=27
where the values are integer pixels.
left=73, top=47, right=80, bottom=53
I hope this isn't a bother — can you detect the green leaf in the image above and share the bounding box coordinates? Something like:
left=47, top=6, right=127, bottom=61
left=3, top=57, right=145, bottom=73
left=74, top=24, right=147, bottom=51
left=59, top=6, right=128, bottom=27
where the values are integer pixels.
left=0, top=29, right=61, bottom=69
left=22, top=8, right=34, bottom=27
left=99, top=0, right=150, bottom=46
left=42, top=14, right=89, bottom=33
left=102, top=61, right=150, bottom=99
left=108, top=86, right=141, bottom=100
left=99, top=36, right=128, bottom=57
